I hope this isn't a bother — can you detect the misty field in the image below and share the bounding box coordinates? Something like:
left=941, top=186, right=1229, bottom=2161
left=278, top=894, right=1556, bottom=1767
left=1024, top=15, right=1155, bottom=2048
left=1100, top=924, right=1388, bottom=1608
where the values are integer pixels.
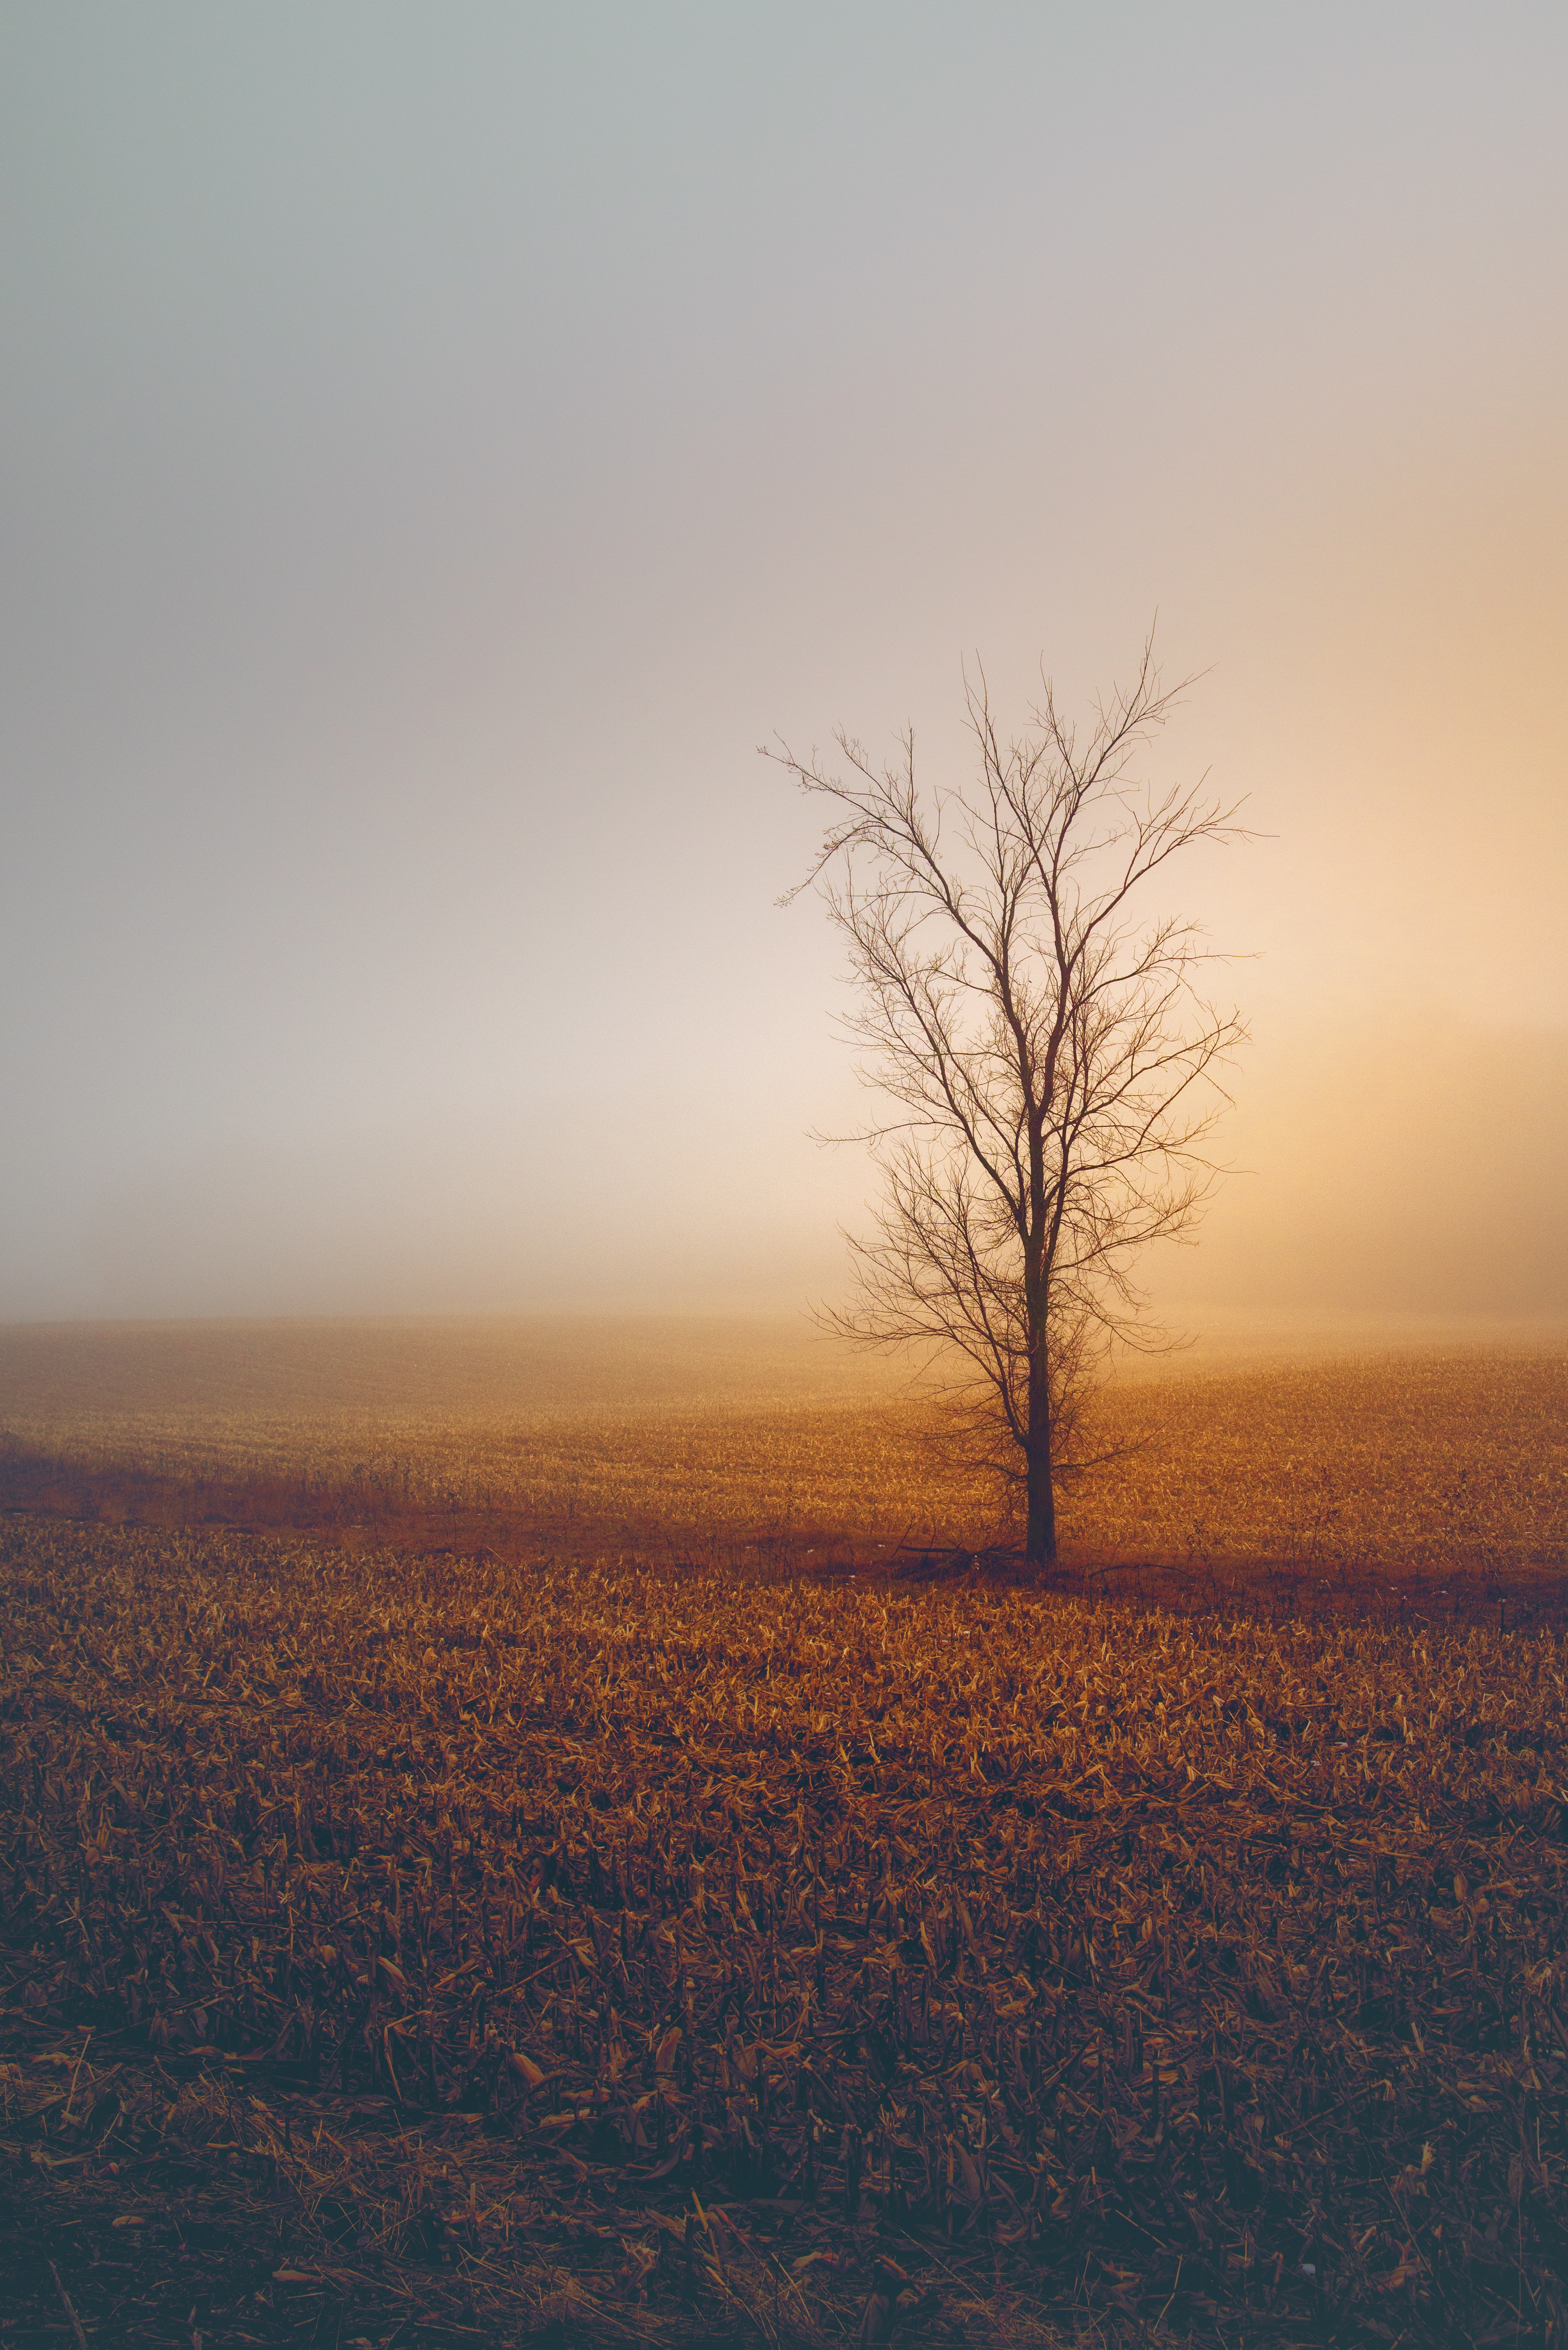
left=1, top=1322, right=1564, bottom=1613
left=3, top=1517, right=1568, bottom=2348
left=3, top=1324, right=1568, bottom=2345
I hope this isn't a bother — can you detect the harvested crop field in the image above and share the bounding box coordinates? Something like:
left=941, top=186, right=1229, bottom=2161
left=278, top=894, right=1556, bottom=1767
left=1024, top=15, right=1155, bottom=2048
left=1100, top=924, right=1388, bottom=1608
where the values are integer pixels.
left=1, top=1323, right=1564, bottom=1620
left=3, top=1514, right=1568, bottom=2346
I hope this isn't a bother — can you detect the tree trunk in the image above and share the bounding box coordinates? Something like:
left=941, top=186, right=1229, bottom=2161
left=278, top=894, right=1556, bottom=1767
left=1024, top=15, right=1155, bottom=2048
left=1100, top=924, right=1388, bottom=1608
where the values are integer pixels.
left=1024, top=1343, right=1057, bottom=1565
left=1025, top=1442, right=1057, bottom=1564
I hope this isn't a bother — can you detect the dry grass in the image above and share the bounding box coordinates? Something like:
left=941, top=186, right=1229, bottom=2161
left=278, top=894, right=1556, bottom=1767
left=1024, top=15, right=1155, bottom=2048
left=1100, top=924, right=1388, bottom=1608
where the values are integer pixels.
left=1078, top=1350, right=1568, bottom=1588
left=4, top=1515, right=1568, bottom=2346
left=1, top=1323, right=1563, bottom=1614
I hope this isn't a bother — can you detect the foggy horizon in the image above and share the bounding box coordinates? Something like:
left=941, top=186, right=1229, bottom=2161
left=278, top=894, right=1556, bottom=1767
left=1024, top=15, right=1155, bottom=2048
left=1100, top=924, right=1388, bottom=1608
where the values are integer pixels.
left=4, top=6, right=1565, bottom=1335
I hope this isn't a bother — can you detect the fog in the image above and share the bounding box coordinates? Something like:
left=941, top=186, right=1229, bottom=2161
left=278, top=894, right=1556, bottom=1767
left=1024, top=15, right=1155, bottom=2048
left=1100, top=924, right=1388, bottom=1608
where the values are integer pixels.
left=3, top=6, right=1565, bottom=1336
left=1149, top=1013, right=1568, bottom=1329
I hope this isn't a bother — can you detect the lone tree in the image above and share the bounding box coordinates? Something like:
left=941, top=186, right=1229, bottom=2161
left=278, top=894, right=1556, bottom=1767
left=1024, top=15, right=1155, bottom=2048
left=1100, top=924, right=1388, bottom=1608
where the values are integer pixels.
left=769, top=645, right=1247, bottom=1567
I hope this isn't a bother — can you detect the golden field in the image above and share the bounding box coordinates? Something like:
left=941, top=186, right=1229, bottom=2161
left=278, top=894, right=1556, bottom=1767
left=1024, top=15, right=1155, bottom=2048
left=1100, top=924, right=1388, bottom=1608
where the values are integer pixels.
left=3, top=1317, right=1568, bottom=2345
left=2, top=1517, right=1567, bottom=2346
left=1, top=1319, right=1564, bottom=1610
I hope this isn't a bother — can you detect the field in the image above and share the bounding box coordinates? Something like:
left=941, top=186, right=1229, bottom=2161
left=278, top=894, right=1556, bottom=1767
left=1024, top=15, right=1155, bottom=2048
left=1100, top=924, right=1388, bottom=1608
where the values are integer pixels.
left=2, top=1321, right=1568, bottom=2346
left=1, top=1319, right=1564, bottom=1614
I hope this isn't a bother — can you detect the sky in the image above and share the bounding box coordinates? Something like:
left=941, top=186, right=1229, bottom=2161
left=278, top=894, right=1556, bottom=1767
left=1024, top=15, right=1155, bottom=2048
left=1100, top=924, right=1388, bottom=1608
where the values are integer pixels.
left=2, top=3, right=1565, bottom=1330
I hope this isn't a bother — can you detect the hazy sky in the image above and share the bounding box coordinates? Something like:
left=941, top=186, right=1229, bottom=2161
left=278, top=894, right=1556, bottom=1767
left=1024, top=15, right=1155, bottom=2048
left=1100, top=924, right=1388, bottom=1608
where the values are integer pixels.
left=3, top=4, right=1565, bottom=1326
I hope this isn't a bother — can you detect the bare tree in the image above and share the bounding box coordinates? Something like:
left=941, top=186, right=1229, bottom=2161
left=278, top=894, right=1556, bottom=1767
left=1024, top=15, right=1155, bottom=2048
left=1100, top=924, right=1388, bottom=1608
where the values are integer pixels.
left=767, top=644, right=1248, bottom=1567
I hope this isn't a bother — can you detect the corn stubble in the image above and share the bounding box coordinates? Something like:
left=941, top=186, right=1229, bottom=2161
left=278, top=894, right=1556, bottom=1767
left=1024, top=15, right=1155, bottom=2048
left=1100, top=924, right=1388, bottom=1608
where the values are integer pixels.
left=1, top=1348, right=1563, bottom=1604
left=4, top=1519, right=1568, bottom=2346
